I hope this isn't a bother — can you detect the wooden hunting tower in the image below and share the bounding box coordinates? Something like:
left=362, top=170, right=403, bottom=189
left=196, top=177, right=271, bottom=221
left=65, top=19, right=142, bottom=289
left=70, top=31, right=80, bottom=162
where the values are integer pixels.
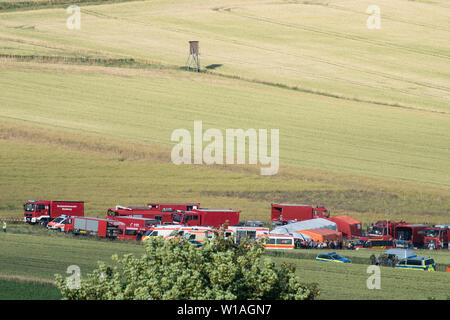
left=186, top=41, right=200, bottom=72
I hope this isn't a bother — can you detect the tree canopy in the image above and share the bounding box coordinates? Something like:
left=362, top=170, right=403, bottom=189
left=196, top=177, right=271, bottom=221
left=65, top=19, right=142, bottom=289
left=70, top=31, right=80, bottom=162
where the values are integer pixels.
left=55, top=233, right=319, bottom=300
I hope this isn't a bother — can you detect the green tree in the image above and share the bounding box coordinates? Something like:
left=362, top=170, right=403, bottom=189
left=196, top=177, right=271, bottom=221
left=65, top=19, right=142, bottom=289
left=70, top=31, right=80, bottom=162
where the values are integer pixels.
left=55, top=233, right=319, bottom=300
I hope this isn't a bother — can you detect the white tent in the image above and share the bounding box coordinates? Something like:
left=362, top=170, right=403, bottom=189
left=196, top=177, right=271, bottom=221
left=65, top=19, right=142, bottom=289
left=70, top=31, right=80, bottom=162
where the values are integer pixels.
left=269, top=226, right=312, bottom=241
left=270, top=218, right=337, bottom=236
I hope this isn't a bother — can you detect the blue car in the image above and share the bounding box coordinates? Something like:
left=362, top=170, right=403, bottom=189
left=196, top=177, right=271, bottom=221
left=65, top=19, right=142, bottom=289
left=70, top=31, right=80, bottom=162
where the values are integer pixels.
left=316, top=252, right=351, bottom=263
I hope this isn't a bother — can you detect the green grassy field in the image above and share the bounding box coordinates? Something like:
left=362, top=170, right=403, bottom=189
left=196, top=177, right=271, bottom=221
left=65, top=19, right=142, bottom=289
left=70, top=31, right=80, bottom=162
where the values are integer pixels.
left=273, top=256, right=450, bottom=300
left=0, top=227, right=449, bottom=300
left=0, top=280, right=62, bottom=300
left=0, top=0, right=449, bottom=299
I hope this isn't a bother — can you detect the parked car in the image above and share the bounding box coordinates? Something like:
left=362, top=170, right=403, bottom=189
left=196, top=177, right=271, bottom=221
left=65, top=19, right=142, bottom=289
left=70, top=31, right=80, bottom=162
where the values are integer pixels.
left=316, top=252, right=351, bottom=263
left=47, top=215, right=70, bottom=231
left=395, top=256, right=436, bottom=271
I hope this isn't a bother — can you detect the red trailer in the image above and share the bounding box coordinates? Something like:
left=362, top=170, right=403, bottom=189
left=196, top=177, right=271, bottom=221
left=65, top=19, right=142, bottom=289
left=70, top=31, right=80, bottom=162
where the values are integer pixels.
left=271, top=204, right=329, bottom=225
left=24, top=200, right=84, bottom=226
left=394, top=224, right=428, bottom=249
left=107, top=206, right=173, bottom=224
left=146, top=203, right=200, bottom=211
left=64, top=216, right=124, bottom=239
left=424, top=226, right=450, bottom=249
left=171, top=209, right=240, bottom=228
left=327, top=215, right=362, bottom=239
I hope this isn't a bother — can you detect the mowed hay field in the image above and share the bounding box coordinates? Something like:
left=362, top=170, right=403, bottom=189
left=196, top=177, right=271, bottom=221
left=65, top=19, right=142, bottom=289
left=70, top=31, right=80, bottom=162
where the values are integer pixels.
left=0, top=0, right=449, bottom=300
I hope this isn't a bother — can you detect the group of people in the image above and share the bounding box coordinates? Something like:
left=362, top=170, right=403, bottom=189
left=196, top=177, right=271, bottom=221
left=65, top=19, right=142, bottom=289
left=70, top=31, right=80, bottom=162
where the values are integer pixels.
left=370, top=253, right=399, bottom=267
left=295, top=239, right=343, bottom=250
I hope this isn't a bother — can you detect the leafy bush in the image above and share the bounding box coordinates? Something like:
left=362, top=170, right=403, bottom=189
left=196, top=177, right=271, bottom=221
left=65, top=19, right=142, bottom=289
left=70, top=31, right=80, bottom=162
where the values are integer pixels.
left=55, top=233, right=319, bottom=300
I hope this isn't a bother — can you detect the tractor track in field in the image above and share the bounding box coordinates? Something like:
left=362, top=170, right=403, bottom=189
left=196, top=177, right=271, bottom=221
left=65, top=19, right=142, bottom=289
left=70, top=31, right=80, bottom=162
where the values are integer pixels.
left=214, top=7, right=450, bottom=61
left=2, top=1, right=450, bottom=99
left=326, top=3, right=450, bottom=34
left=281, top=0, right=450, bottom=33
left=212, top=7, right=450, bottom=92
left=78, top=9, right=450, bottom=112
left=82, top=7, right=450, bottom=100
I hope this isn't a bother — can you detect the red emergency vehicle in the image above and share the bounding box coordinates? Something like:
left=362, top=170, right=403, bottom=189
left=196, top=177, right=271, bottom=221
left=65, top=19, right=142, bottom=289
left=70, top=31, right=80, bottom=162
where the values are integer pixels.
left=106, top=206, right=173, bottom=224
left=367, top=220, right=402, bottom=236
left=171, top=209, right=240, bottom=228
left=354, top=235, right=394, bottom=249
left=106, top=216, right=160, bottom=241
left=24, top=200, right=84, bottom=226
left=64, top=216, right=124, bottom=239
left=146, top=203, right=200, bottom=211
left=424, top=225, right=450, bottom=249
left=394, top=224, right=428, bottom=249
left=271, top=204, right=329, bottom=225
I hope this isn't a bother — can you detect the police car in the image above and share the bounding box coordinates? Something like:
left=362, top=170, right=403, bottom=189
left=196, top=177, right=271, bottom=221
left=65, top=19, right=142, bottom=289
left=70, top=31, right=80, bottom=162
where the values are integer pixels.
left=395, top=256, right=436, bottom=271
left=315, top=252, right=351, bottom=263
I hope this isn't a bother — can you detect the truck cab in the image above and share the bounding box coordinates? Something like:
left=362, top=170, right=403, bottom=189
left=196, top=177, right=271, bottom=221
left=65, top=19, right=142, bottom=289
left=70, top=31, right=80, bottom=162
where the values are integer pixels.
left=313, top=206, right=329, bottom=218
left=424, top=227, right=450, bottom=249
left=172, top=211, right=200, bottom=226
left=23, top=200, right=50, bottom=225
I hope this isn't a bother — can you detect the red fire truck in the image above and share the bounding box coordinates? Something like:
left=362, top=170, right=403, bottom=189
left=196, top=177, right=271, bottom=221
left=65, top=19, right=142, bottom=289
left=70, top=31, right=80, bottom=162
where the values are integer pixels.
left=64, top=216, right=124, bottom=239
left=394, top=224, right=428, bottom=249
left=106, top=216, right=159, bottom=241
left=271, top=204, right=329, bottom=225
left=24, top=200, right=84, bottom=226
left=106, top=206, right=173, bottom=224
left=146, top=203, right=200, bottom=211
left=171, top=209, right=240, bottom=228
left=424, top=225, right=450, bottom=249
